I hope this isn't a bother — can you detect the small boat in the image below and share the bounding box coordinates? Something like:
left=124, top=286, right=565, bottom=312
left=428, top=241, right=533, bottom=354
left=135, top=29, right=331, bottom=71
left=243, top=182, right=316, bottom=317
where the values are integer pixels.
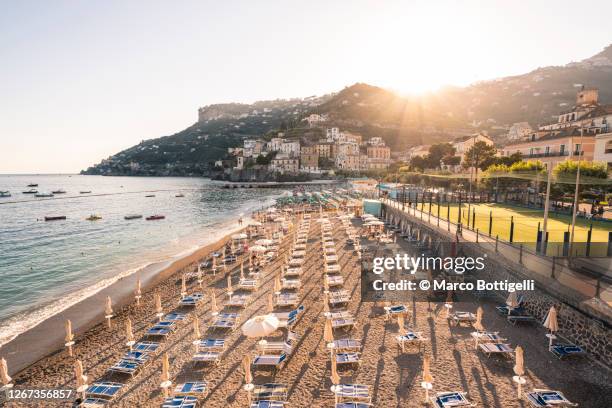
left=80, top=191, right=92, bottom=194
left=145, top=194, right=156, bottom=198
left=86, top=214, right=102, bottom=221
left=35, top=192, right=54, bottom=198
left=52, top=189, right=66, bottom=194
left=44, top=216, right=66, bottom=221
left=27, top=183, right=38, bottom=187
left=124, top=214, right=143, bottom=220
left=146, top=215, right=165, bottom=221
left=22, top=189, right=38, bottom=194
left=175, top=193, right=185, bottom=198
left=0, top=191, right=11, bottom=198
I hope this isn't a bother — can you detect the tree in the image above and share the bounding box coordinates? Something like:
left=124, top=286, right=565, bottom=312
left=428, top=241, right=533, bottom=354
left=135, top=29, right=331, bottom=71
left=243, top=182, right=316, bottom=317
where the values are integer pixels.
left=426, top=143, right=455, bottom=168
left=496, top=152, right=522, bottom=166
left=409, top=156, right=428, bottom=171
left=442, top=155, right=461, bottom=166
left=463, top=141, right=497, bottom=171
left=553, top=161, right=609, bottom=196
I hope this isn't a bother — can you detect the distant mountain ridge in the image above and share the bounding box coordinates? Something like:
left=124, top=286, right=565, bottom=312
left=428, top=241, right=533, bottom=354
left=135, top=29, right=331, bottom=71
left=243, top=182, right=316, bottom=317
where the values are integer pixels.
left=82, top=44, right=612, bottom=176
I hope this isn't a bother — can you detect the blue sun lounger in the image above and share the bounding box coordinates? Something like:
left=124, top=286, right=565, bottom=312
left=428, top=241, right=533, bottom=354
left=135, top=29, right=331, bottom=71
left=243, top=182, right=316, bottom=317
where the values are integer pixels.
left=179, top=293, right=204, bottom=307
left=526, top=389, right=577, bottom=407
left=507, top=314, right=537, bottom=325
left=121, top=350, right=151, bottom=364
left=335, top=352, right=361, bottom=365
left=432, top=391, right=474, bottom=407
left=85, top=382, right=123, bottom=399
left=335, top=403, right=372, bottom=408
left=550, top=344, right=585, bottom=359
left=252, top=383, right=288, bottom=401
left=250, top=401, right=286, bottom=408
left=162, top=395, right=199, bottom=408
left=164, top=312, right=187, bottom=321
left=332, top=384, right=371, bottom=402
left=133, top=341, right=160, bottom=353
left=79, top=397, right=108, bottom=407
left=174, top=381, right=207, bottom=397
left=253, top=353, right=287, bottom=370
left=107, top=359, right=142, bottom=376
left=146, top=321, right=176, bottom=336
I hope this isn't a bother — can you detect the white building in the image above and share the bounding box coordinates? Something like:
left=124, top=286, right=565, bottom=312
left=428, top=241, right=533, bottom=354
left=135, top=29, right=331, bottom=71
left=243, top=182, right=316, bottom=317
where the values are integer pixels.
left=304, top=113, right=327, bottom=127
left=326, top=127, right=345, bottom=142
left=280, top=140, right=301, bottom=158
left=594, top=132, right=612, bottom=168
left=507, top=122, right=533, bottom=141
left=367, top=137, right=385, bottom=146
left=270, top=154, right=299, bottom=174
left=268, top=137, right=285, bottom=152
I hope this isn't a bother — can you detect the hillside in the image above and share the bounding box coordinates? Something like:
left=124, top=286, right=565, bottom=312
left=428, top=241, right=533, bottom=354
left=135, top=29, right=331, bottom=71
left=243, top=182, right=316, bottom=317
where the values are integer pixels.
left=82, top=44, right=612, bottom=176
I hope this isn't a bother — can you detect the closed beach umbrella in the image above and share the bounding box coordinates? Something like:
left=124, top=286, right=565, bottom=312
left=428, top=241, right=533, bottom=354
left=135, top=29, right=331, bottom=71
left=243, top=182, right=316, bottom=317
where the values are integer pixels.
left=324, top=279, right=329, bottom=293
left=227, top=275, right=233, bottom=294
left=126, top=317, right=135, bottom=346
left=323, top=293, right=330, bottom=314
left=422, top=355, right=433, bottom=383
left=324, top=319, right=334, bottom=344
left=242, top=355, right=252, bottom=385
left=197, top=269, right=203, bottom=288
left=267, top=294, right=274, bottom=313
left=1, top=358, right=12, bottom=386
left=212, top=256, right=216, bottom=270
left=193, top=316, right=201, bottom=340
left=181, top=275, right=187, bottom=296
left=474, top=306, right=484, bottom=332
left=543, top=306, right=558, bottom=333
left=104, top=297, right=113, bottom=328
left=506, top=292, right=519, bottom=312
left=240, top=263, right=245, bottom=280
left=65, top=319, right=74, bottom=356
left=397, top=314, right=405, bottom=331
left=135, top=278, right=142, bottom=306
left=241, top=315, right=279, bottom=339
left=514, top=346, right=524, bottom=376
left=161, top=352, right=171, bottom=396
left=155, top=293, right=163, bottom=320
left=330, top=355, right=340, bottom=385
left=210, top=291, right=218, bottom=315
left=274, top=276, right=282, bottom=294
left=74, top=359, right=88, bottom=394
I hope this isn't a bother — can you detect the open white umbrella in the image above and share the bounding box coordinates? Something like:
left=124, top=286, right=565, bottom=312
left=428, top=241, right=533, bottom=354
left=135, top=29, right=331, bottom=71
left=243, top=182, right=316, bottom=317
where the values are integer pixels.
left=104, top=297, right=113, bottom=329
left=65, top=319, right=75, bottom=356
left=241, top=315, right=279, bottom=342
left=1, top=357, right=12, bottom=387
left=543, top=306, right=559, bottom=349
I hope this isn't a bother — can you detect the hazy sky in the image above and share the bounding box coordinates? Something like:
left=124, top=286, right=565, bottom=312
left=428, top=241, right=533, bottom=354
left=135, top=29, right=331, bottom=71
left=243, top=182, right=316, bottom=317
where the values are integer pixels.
left=1, top=0, right=611, bottom=174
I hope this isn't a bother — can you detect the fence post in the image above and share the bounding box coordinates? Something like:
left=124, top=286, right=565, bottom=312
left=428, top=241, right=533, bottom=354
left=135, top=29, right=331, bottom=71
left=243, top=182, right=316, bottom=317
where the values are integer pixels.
left=551, top=256, right=555, bottom=278
left=563, top=231, right=570, bottom=257
left=488, top=211, right=492, bottom=237
left=536, top=222, right=542, bottom=253
left=437, top=194, right=440, bottom=227
left=476, top=229, right=479, bottom=243
left=586, top=224, right=592, bottom=257
left=509, top=216, right=514, bottom=243
left=607, top=232, right=612, bottom=257
left=472, top=210, right=476, bottom=230
left=519, top=244, right=523, bottom=264
left=495, top=235, right=499, bottom=252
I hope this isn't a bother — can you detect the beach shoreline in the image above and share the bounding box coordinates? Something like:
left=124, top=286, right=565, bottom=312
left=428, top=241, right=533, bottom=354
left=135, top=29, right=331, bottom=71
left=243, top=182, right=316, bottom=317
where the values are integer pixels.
left=0, top=218, right=249, bottom=376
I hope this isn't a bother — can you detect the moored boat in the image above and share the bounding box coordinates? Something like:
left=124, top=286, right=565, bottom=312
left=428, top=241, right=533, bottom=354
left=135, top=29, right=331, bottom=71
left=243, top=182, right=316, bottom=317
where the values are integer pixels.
left=145, top=194, right=156, bottom=197
left=52, top=189, right=66, bottom=194
left=0, top=191, right=11, bottom=197
left=44, top=216, right=66, bottom=221
left=80, top=191, right=92, bottom=194
left=175, top=193, right=185, bottom=197
left=35, top=192, right=54, bottom=198
left=146, top=215, right=165, bottom=221
left=22, top=189, right=38, bottom=194
left=124, top=214, right=143, bottom=220
left=86, top=214, right=102, bottom=221
left=27, top=183, right=38, bottom=187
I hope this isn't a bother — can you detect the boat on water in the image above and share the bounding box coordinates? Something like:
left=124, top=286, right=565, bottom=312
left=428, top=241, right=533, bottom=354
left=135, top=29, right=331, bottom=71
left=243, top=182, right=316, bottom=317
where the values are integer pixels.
left=145, top=194, right=156, bottom=198
left=35, top=192, right=54, bottom=198
left=52, top=189, right=66, bottom=194
left=27, top=183, right=38, bottom=187
left=22, top=189, right=38, bottom=194
left=86, top=214, right=102, bottom=221
left=146, top=215, right=165, bottom=221
left=124, top=214, right=143, bottom=220
left=0, top=191, right=11, bottom=197
left=44, top=216, right=66, bottom=221
left=175, top=193, right=185, bottom=197
left=80, top=191, right=92, bottom=194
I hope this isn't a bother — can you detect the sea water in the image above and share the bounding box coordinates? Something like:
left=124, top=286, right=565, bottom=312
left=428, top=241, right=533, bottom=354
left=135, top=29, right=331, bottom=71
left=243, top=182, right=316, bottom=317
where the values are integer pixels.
left=0, top=174, right=280, bottom=346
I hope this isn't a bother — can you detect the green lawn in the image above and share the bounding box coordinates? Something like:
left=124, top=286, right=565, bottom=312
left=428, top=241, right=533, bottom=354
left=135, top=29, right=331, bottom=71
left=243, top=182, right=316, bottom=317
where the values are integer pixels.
left=414, top=202, right=611, bottom=256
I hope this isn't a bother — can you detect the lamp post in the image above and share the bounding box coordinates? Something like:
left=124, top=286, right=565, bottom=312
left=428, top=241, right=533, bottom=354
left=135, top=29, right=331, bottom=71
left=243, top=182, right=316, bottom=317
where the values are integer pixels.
left=569, top=126, right=584, bottom=257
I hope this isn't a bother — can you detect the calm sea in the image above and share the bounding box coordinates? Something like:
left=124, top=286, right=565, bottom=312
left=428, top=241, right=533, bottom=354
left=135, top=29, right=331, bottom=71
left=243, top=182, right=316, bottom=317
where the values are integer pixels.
left=0, top=175, right=280, bottom=346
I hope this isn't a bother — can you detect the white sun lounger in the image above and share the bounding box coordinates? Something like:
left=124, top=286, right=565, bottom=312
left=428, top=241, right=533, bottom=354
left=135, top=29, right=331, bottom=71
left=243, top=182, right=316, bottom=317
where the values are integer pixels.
left=396, top=332, right=428, bottom=352
left=479, top=342, right=514, bottom=358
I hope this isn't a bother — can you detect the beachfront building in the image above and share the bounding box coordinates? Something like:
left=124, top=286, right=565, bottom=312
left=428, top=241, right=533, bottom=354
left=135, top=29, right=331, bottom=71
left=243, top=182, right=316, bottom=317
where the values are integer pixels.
left=268, top=137, right=285, bottom=152
left=507, top=122, right=533, bottom=140
left=316, top=141, right=332, bottom=159
left=280, top=140, right=300, bottom=158
left=300, top=145, right=319, bottom=172
left=594, top=132, right=612, bottom=169
left=500, top=127, right=596, bottom=170
left=539, top=88, right=612, bottom=133
left=366, top=145, right=391, bottom=170
left=335, top=153, right=361, bottom=171
left=270, top=154, right=299, bottom=174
